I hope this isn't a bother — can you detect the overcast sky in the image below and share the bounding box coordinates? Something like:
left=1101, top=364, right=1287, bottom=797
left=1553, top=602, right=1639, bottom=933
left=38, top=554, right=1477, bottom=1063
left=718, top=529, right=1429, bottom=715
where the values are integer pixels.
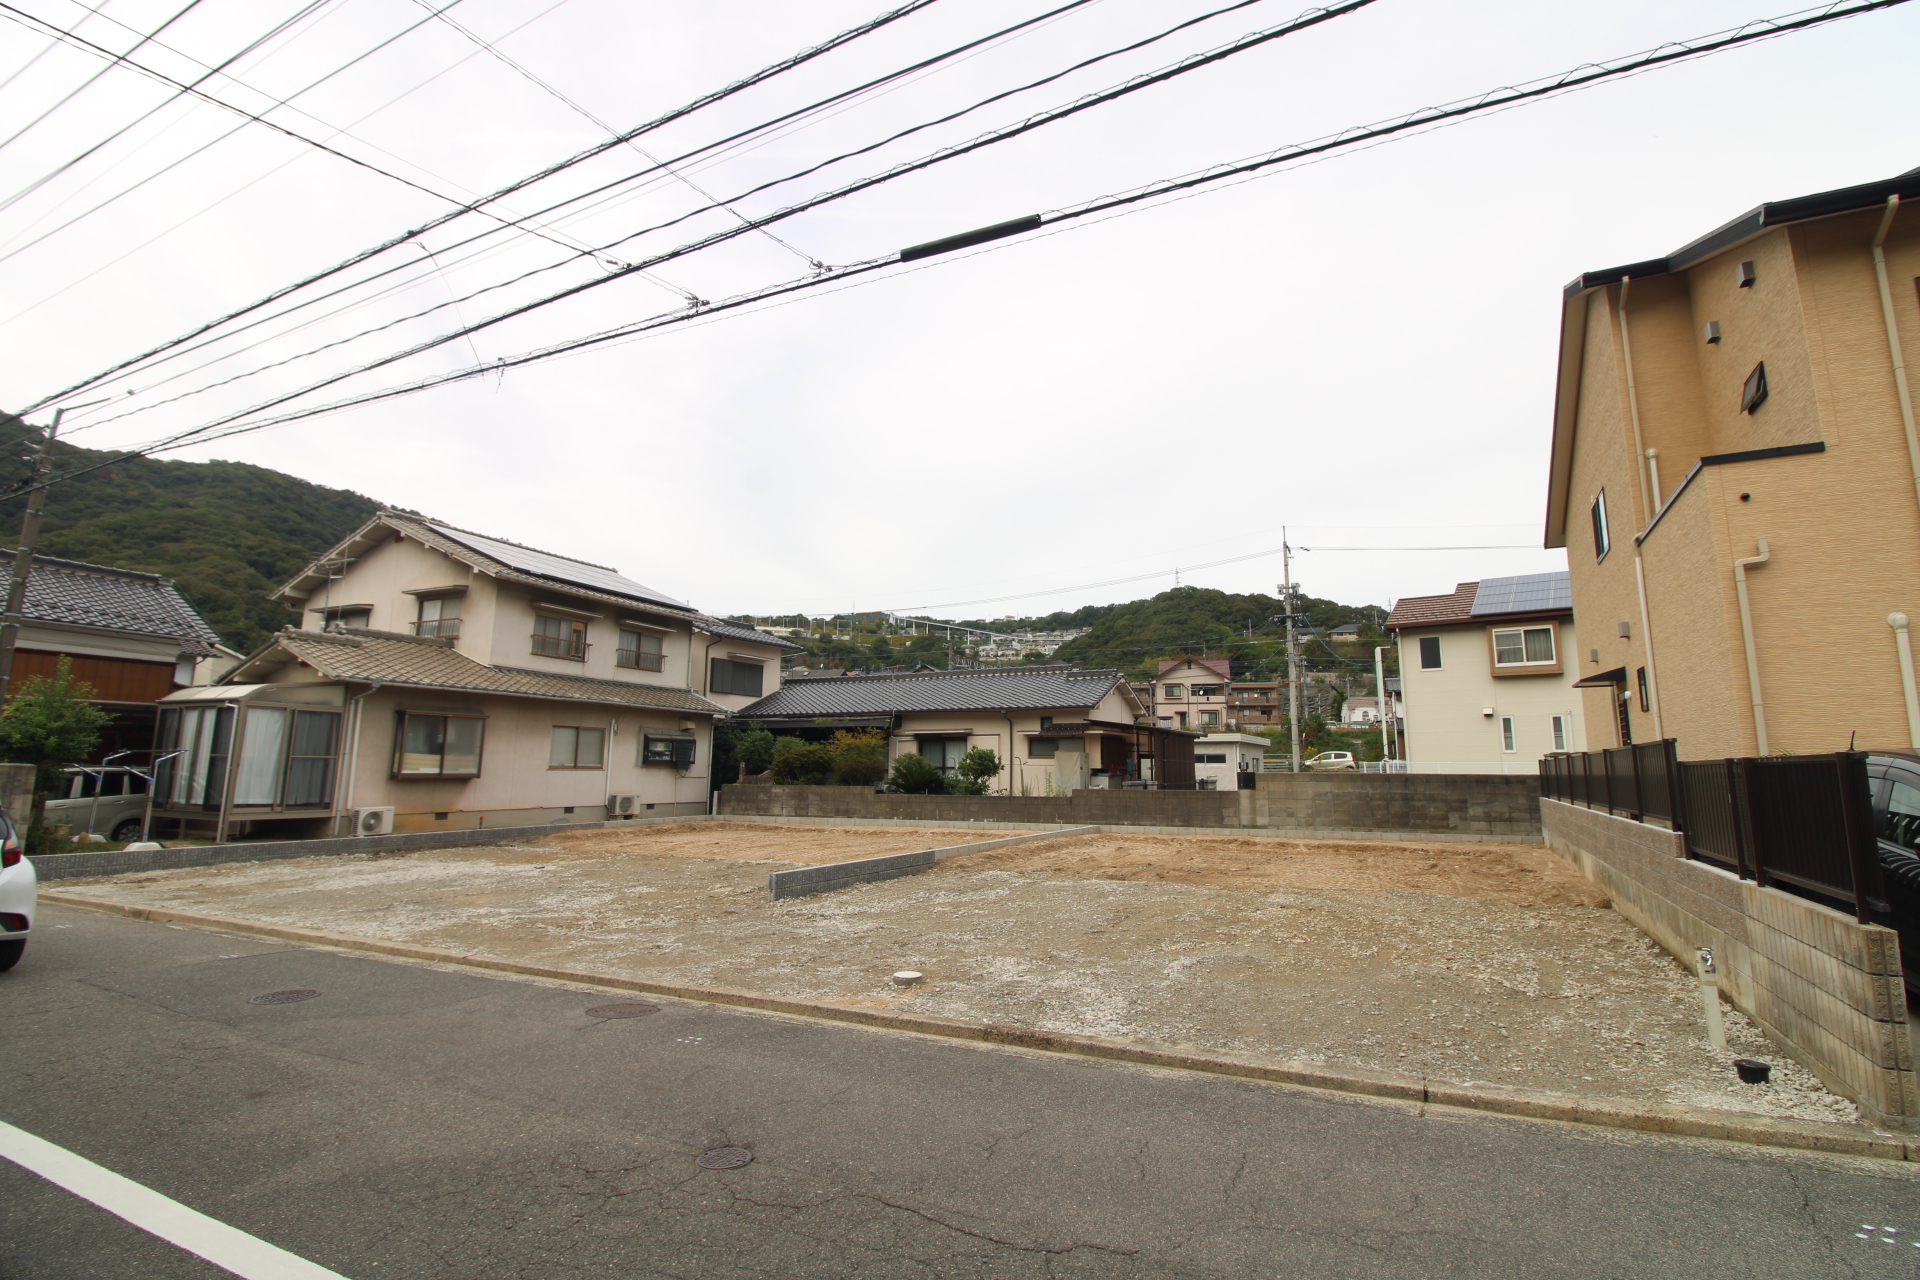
left=2, top=0, right=1914, bottom=623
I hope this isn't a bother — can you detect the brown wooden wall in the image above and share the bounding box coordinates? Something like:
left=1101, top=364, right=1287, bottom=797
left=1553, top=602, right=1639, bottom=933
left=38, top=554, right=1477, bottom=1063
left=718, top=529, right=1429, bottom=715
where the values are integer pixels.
left=8, top=649, right=177, bottom=703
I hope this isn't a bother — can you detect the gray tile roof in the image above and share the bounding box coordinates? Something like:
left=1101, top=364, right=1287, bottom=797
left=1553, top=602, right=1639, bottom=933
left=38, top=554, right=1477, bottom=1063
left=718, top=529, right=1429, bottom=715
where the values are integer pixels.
left=12, top=551, right=223, bottom=655
left=694, top=615, right=804, bottom=651
left=247, top=629, right=726, bottom=714
left=735, top=666, right=1132, bottom=719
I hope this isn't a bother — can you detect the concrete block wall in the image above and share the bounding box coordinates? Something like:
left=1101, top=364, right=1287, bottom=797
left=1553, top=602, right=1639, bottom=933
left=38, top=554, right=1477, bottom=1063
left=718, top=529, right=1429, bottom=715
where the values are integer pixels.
left=720, top=773, right=1543, bottom=839
left=1541, top=798, right=1916, bottom=1129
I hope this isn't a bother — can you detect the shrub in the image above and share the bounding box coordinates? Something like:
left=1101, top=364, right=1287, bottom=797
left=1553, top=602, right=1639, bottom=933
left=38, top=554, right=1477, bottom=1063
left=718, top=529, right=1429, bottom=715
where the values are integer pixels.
left=888, top=753, right=946, bottom=794
left=956, top=747, right=1001, bottom=791
left=735, top=728, right=775, bottom=776
left=770, top=742, right=835, bottom=785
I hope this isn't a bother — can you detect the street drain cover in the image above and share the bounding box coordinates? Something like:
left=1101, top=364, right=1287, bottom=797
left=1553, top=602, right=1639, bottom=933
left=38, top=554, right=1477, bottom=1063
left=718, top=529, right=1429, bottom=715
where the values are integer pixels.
left=697, top=1147, right=753, bottom=1170
left=249, top=989, right=320, bottom=1005
left=586, top=1002, right=659, bottom=1019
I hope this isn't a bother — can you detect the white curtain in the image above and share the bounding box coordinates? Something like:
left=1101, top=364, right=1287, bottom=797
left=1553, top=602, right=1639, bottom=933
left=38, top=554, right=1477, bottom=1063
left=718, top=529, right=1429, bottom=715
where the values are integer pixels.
left=234, top=707, right=287, bottom=805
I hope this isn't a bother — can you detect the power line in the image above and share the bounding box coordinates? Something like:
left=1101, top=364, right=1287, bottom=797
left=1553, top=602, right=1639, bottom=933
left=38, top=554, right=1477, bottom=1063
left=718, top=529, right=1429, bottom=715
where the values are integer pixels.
left=16, top=0, right=952, bottom=415
left=0, top=0, right=205, bottom=154
left=59, top=0, right=1376, bottom=441
left=13, top=0, right=1900, bottom=495
left=69, top=0, right=1286, bottom=427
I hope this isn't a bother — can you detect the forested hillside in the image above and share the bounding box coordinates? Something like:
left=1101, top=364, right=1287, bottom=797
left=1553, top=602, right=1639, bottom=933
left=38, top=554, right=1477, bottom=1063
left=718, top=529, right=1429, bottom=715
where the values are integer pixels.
left=1052, top=586, right=1389, bottom=680
left=0, top=414, right=389, bottom=652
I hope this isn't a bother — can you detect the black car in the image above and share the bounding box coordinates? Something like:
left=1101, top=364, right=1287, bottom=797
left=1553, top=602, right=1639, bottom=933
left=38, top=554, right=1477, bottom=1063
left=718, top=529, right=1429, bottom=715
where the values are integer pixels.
left=1866, top=752, right=1920, bottom=989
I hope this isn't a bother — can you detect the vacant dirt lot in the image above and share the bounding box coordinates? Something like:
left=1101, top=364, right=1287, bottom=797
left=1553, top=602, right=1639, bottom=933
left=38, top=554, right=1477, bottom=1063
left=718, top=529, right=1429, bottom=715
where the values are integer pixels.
left=55, top=821, right=1860, bottom=1126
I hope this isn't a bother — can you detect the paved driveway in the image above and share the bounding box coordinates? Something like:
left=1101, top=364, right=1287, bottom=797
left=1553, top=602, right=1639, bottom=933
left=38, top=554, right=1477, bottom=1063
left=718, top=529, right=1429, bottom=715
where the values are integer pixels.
left=3, top=903, right=1917, bottom=1279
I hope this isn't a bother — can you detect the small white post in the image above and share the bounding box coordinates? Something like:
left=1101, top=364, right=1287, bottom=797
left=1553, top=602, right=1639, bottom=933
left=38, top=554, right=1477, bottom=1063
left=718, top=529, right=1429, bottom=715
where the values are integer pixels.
left=1697, top=946, right=1726, bottom=1051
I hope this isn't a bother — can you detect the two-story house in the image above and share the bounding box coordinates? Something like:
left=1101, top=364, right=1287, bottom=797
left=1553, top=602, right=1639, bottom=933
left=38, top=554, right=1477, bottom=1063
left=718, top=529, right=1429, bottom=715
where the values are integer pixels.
left=146, top=512, right=797, bottom=839
left=1545, top=167, right=1920, bottom=756
left=1153, top=657, right=1231, bottom=730
left=1385, top=570, right=1587, bottom=773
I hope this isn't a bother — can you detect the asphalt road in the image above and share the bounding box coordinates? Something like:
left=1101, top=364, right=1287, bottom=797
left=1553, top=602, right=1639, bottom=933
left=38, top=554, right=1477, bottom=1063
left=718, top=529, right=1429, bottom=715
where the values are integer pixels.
left=3, top=902, right=1918, bottom=1280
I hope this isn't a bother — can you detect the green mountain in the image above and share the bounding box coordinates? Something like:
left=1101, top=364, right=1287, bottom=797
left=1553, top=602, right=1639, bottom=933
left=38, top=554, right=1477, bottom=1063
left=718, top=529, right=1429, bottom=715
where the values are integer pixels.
left=0, top=413, right=388, bottom=653
left=1051, top=586, right=1389, bottom=680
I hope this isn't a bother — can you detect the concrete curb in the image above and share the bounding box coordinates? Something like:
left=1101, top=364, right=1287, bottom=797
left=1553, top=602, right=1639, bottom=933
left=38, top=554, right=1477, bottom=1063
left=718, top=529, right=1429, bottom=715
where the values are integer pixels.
left=42, top=891, right=1917, bottom=1163
left=766, top=826, right=1101, bottom=900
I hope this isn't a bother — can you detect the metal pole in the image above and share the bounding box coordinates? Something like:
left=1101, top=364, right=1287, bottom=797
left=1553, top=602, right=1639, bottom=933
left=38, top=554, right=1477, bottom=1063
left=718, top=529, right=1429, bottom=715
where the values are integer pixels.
left=1283, top=530, right=1300, bottom=774
left=0, top=400, right=105, bottom=710
left=1373, top=645, right=1390, bottom=763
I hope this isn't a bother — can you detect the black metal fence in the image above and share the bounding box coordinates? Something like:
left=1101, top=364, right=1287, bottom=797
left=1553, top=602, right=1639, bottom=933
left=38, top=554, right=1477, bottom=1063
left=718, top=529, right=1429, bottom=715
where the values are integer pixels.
left=1540, top=743, right=1889, bottom=924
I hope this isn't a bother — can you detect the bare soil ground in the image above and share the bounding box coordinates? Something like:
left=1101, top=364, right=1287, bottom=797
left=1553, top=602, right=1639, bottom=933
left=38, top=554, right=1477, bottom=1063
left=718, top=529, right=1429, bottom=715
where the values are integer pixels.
left=55, top=821, right=1862, bottom=1127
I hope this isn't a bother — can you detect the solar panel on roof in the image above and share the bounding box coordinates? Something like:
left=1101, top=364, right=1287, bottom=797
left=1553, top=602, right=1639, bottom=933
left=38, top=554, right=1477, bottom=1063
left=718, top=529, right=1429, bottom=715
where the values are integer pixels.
left=1469, top=571, right=1572, bottom=617
left=426, top=523, right=691, bottom=609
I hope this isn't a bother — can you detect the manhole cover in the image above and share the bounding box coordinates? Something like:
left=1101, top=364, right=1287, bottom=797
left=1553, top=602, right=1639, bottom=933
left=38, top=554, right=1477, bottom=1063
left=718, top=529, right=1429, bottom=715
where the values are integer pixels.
left=249, top=989, right=320, bottom=1005
left=586, top=1002, right=659, bottom=1019
left=696, top=1147, right=753, bottom=1170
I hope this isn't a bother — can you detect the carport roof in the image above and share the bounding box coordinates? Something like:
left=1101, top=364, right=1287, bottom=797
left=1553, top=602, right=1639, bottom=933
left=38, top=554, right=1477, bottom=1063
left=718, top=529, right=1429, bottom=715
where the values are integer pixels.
left=736, top=666, right=1137, bottom=719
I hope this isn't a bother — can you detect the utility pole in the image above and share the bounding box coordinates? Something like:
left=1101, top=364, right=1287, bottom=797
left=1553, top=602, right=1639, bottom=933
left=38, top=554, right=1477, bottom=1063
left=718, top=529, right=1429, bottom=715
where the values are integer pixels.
left=0, top=401, right=103, bottom=711
left=1374, top=645, right=1391, bottom=763
left=1282, top=528, right=1301, bottom=774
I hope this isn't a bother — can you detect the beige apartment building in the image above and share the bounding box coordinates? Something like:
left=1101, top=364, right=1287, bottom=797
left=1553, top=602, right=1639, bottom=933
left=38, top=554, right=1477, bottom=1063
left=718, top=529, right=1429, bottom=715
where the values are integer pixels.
left=1546, top=168, right=1920, bottom=756
left=1152, top=656, right=1231, bottom=730
left=148, top=512, right=796, bottom=838
left=1385, top=572, right=1587, bottom=773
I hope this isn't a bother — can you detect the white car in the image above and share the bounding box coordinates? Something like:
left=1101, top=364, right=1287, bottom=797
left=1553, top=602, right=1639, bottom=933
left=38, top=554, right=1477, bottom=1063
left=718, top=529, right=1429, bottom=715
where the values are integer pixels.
left=1305, top=751, right=1357, bottom=771
left=0, top=809, right=31, bottom=971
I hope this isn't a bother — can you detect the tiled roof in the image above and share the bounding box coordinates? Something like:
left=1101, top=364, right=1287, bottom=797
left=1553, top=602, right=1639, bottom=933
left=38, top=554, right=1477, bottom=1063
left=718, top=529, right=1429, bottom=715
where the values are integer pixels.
left=735, top=666, right=1134, bottom=719
left=12, top=551, right=223, bottom=655
left=1385, top=583, right=1479, bottom=629
left=695, top=615, right=804, bottom=651
left=246, top=629, right=726, bottom=714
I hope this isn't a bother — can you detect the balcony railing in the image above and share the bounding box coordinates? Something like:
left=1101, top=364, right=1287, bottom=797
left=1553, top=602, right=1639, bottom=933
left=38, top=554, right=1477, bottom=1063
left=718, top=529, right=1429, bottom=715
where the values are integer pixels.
left=531, top=633, right=588, bottom=660
left=616, top=652, right=665, bottom=672
left=413, top=618, right=461, bottom=639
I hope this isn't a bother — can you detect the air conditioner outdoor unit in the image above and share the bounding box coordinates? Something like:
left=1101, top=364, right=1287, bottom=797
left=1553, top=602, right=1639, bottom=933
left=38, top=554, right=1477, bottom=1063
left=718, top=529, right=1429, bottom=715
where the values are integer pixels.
left=607, top=794, right=640, bottom=818
left=351, top=806, right=395, bottom=836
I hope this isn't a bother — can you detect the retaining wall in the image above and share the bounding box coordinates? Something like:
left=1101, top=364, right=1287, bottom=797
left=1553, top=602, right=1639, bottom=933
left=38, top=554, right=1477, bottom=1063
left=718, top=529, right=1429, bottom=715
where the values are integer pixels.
left=720, top=771, right=1543, bottom=840
left=1540, top=798, right=1917, bottom=1129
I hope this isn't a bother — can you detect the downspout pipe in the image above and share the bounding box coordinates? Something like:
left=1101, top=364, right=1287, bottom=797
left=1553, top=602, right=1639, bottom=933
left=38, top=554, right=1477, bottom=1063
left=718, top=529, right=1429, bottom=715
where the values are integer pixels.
left=1620, top=283, right=1664, bottom=739
left=1733, top=540, right=1771, bottom=755
left=1890, top=613, right=1920, bottom=749
left=339, top=680, right=383, bottom=834
left=1002, top=711, right=1017, bottom=796
left=1870, top=196, right=1920, bottom=516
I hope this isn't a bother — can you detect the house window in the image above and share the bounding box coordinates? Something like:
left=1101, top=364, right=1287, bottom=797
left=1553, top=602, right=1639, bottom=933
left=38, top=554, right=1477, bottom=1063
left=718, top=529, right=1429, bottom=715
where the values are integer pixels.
left=1591, top=490, right=1611, bottom=561
left=1492, top=626, right=1556, bottom=667
left=642, top=734, right=695, bottom=769
left=1195, top=753, right=1228, bottom=764
left=318, top=606, right=370, bottom=630
left=1199, top=711, right=1219, bottom=727
left=709, top=657, right=764, bottom=697
left=1741, top=362, right=1769, bottom=414
left=231, top=707, right=340, bottom=808
left=395, top=712, right=484, bottom=777
left=533, top=613, right=587, bottom=659
left=549, top=726, right=606, bottom=769
left=1551, top=714, right=1569, bottom=752
left=617, top=630, right=664, bottom=671
left=1191, top=684, right=1224, bottom=697
left=415, top=594, right=462, bottom=639
left=918, top=738, right=968, bottom=774
left=1161, top=684, right=1184, bottom=699
left=1028, top=736, right=1058, bottom=758
left=1500, top=716, right=1516, bottom=753
left=1418, top=637, right=1442, bottom=670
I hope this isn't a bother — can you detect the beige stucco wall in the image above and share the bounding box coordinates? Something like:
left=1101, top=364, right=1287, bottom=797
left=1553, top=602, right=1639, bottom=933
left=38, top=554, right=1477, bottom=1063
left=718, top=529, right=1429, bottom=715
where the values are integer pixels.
left=1560, top=208, right=1920, bottom=757
left=341, top=685, right=712, bottom=827
left=1395, top=620, right=1587, bottom=769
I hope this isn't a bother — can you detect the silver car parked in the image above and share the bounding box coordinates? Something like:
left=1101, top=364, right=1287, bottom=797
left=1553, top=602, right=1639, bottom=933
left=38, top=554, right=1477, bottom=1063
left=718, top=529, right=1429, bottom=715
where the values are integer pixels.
left=43, top=766, right=152, bottom=842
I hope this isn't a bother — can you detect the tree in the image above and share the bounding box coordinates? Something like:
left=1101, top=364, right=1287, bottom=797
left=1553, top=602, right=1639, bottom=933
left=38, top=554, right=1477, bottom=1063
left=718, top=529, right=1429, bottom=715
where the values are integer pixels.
left=0, top=658, right=110, bottom=839
left=888, top=752, right=945, bottom=794
left=829, top=729, right=888, bottom=786
left=771, top=741, right=835, bottom=785
left=867, top=634, right=895, bottom=666
left=952, top=747, right=1002, bottom=795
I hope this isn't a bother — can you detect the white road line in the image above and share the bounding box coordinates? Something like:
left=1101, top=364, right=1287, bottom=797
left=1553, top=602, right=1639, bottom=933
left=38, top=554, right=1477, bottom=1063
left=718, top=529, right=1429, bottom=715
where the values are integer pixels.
left=0, top=1119, right=349, bottom=1279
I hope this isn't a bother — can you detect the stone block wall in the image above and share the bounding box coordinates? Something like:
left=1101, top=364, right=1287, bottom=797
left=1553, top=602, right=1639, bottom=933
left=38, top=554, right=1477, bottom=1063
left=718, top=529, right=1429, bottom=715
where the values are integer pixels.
left=719, top=773, right=1543, bottom=840
left=1541, top=798, right=1916, bottom=1128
